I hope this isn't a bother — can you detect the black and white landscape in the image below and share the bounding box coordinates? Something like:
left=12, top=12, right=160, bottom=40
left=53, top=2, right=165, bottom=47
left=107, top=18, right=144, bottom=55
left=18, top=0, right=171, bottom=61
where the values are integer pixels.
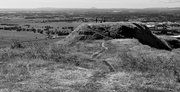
left=0, top=0, right=180, bottom=92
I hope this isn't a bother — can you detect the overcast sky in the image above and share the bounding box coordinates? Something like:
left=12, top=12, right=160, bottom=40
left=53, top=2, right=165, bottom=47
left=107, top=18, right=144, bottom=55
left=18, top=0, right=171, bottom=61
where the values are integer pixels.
left=0, top=0, right=180, bottom=8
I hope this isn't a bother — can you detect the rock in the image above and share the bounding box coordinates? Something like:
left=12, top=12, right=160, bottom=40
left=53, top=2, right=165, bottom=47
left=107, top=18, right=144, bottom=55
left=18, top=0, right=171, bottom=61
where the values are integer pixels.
left=57, top=22, right=172, bottom=50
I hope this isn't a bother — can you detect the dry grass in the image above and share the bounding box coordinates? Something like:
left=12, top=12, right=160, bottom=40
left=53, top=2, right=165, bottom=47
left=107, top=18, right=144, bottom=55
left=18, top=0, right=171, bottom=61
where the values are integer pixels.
left=1, top=39, right=180, bottom=92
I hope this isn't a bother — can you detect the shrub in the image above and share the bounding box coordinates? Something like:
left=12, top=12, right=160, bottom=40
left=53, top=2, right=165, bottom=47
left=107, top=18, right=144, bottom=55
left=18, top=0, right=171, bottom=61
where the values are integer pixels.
left=11, top=39, right=24, bottom=49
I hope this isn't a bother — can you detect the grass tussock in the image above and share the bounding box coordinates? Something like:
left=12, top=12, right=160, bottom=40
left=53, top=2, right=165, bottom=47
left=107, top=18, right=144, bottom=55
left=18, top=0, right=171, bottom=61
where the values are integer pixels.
left=11, top=39, right=24, bottom=49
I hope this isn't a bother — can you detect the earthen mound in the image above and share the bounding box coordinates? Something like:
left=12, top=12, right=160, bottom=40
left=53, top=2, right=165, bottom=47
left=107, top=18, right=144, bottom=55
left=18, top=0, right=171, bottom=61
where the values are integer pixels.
left=57, top=22, right=172, bottom=50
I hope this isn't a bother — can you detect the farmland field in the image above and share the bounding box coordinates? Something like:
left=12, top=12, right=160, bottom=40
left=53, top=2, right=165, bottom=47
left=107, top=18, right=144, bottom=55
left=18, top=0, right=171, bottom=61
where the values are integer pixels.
left=20, top=22, right=84, bottom=27
left=0, top=30, right=65, bottom=46
left=0, top=18, right=85, bottom=46
left=0, top=30, right=45, bottom=43
left=1, top=18, right=84, bottom=29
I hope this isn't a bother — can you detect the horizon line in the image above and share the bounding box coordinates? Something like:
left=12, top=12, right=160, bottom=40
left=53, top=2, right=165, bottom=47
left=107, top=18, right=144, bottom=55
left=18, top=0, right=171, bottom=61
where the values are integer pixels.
left=0, top=7, right=180, bottom=10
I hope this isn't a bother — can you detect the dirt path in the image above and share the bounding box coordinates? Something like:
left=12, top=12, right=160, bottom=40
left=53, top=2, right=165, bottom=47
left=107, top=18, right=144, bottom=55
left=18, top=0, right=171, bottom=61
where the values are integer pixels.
left=91, top=41, right=108, bottom=59
left=91, top=41, right=115, bottom=72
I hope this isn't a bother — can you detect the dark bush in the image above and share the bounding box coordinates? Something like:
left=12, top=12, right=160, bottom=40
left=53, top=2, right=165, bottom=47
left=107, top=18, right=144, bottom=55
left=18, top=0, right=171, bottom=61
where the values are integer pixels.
left=11, top=39, right=24, bottom=49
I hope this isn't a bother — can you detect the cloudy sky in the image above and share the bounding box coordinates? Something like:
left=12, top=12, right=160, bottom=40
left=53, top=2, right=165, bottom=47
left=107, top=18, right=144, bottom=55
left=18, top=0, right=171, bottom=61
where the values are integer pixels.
left=0, top=0, right=180, bottom=8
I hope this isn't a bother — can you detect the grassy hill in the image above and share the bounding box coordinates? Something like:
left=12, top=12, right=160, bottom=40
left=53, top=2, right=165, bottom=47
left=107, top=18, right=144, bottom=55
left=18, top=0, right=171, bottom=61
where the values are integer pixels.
left=1, top=22, right=180, bottom=92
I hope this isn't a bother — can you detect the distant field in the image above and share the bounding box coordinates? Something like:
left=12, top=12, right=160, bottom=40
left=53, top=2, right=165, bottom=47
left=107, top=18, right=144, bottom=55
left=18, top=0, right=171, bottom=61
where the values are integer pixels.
left=1, top=18, right=84, bottom=29
left=0, top=19, right=84, bottom=46
left=23, top=22, right=84, bottom=27
left=19, top=22, right=84, bottom=31
left=0, top=30, right=65, bottom=46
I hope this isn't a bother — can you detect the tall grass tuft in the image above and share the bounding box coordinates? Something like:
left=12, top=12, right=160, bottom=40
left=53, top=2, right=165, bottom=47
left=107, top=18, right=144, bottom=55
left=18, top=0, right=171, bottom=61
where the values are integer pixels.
left=11, top=39, right=24, bottom=49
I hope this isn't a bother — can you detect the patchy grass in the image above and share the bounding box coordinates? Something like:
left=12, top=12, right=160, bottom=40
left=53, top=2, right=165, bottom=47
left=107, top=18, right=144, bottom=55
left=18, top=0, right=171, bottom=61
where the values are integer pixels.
left=99, top=72, right=179, bottom=92
left=0, top=58, right=95, bottom=92
left=1, top=39, right=180, bottom=92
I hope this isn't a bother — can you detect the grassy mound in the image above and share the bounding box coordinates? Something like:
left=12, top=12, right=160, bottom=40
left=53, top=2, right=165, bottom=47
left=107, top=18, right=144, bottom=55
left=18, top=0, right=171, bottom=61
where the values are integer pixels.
left=57, top=22, right=172, bottom=50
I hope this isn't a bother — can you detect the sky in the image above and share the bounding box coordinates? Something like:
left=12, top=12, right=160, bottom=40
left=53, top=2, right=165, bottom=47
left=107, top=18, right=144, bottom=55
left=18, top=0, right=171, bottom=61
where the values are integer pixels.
left=0, top=0, right=180, bottom=8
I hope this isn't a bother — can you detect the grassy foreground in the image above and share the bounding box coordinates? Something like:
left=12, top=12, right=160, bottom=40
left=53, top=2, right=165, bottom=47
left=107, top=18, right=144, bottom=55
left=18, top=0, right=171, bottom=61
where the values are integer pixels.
left=0, top=39, right=180, bottom=92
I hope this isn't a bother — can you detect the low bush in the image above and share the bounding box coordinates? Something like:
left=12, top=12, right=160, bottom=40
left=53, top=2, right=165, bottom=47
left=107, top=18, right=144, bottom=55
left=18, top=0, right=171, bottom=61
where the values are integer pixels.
left=11, top=39, right=24, bottom=49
